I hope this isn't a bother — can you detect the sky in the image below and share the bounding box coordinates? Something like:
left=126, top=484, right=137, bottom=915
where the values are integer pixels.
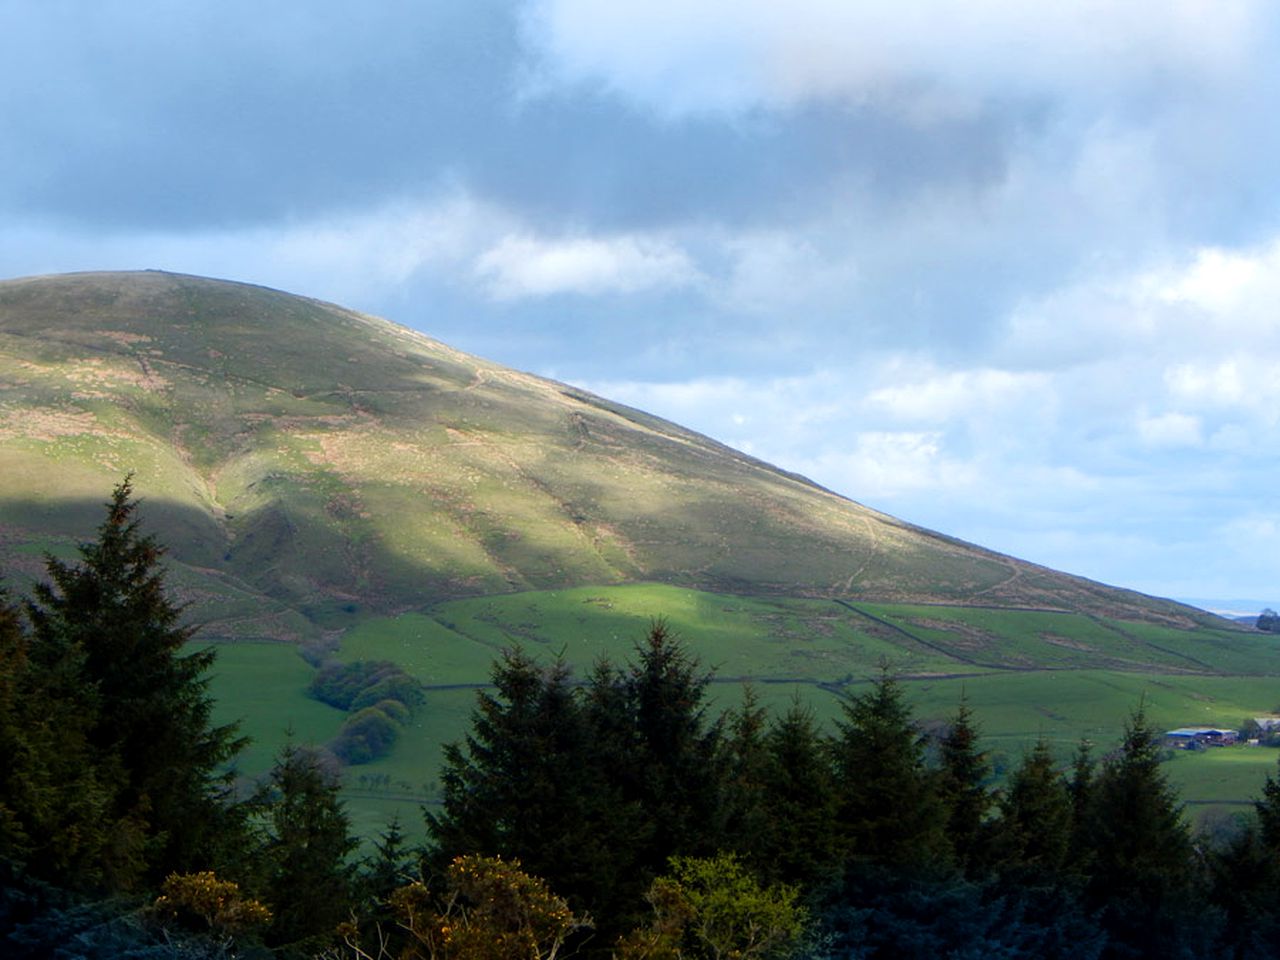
left=3, top=0, right=1279, bottom=609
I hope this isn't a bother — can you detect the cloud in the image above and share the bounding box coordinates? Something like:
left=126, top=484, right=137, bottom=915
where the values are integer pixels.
left=1136, top=412, right=1203, bottom=449
left=800, top=431, right=979, bottom=500
left=524, top=0, right=1266, bottom=117
left=473, top=232, right=701, bottom=299
left=865, top=368, right=1050, bottom=423
left=1003, top=237, right=1280, bottom=370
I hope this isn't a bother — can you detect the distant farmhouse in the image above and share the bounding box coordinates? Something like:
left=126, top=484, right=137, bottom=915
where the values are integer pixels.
left=1164, top=727, right=1239, bottom=749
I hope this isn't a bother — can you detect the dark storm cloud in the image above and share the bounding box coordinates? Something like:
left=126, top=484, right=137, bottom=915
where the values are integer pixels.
left=1, top=1, right=522, bottom=228
left=0, top=0, right=1019, bottom=234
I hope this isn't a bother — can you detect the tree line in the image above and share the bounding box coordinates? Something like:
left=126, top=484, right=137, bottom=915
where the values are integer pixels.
left=5, top=481, right=1280, bottom=958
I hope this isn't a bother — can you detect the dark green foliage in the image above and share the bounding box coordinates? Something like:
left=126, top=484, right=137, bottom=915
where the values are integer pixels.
left=330, top=705, right=404, bottom=765
left=428, top=624, right=725, bottom=941
left=254, top=742, right=358, bottom=953
left=755, top=701, right=841, bottom=891
left=350, top=815, right=417, bottom=958
left=3, top=481, right=245, bottom=891
left=0, top=585, right=137, bottom=890
left=309, top=659, right=423, bottom=712
left=991, top=737, right=1074, bottom=882
left=428, top=647, right=631, bottom=926
left=311, top=659, right=423, bottom=766
left=1207, top=757, right=1280, bottom=959
left=590, top=621, right=725, bottom=876
left=830, top=668, right=950, bottom=872
left=717, top=686, right=772, bottom=865
left=1079, top=703, right=1211, bottom=959
left=936, top=697, right=993, bottom=876
left=362, top=815, right=416, bottom=909
left=1207, top=822, right=1280, bottom=960
left=819, top=863, right=1105, bottom=960
left=1257, top=756, right=1280, bottom=850
left=1258, top=608, right=1279, bottom=633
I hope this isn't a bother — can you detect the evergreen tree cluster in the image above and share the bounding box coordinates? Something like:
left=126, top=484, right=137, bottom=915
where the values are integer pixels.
left=311, top=659, right=425, bottom=765
left=427, top=644, right=1280, bottom=960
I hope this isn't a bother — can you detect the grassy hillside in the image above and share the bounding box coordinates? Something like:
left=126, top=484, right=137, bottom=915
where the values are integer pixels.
left=0, top=271, right=1218, bottom=643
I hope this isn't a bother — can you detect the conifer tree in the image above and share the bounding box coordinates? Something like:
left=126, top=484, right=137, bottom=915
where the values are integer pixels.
left=1207, top=757, right=1280, bottom=960
left=364, top=815, right=415, bottom=908
left=256, top=742, right=358, bottom=952
left=992, top=736, right=1073, bottom=881
left=757, top=701, right=841, bottom=890
left=1065, top=738, right=1097, bottom=878
left=717, top=686, right=772, bottom=864
left=24, top=478, right=244, bottom=883
left=830, top=667, right=949, bottom=872
left=1256, top=758, right=1280, bottom=853
left=429, top=648, right=628, bottom=924
left=603, top=621, right=724, bottom=871
left=1081, top=703, right=1206, bottom=958
left=936, top=696, right=992, bottom=876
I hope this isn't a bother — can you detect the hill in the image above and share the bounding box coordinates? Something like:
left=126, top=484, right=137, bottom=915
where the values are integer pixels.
left=0, top=270, right=1217, bottom=643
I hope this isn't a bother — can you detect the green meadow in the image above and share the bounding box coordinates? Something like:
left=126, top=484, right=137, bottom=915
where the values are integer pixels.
left=201, top=583, right=1280, bottom=841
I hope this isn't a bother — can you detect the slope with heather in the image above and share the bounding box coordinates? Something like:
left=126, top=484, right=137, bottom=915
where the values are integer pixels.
left=0, top=271, right=1215, bottom=643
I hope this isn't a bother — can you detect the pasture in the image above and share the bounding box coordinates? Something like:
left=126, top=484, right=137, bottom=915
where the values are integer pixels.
left=201, top=583, right=1280, bottom=841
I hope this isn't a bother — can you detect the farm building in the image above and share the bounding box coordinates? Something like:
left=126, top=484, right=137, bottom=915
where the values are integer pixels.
left=1164, top=727, right=1239, bottom=749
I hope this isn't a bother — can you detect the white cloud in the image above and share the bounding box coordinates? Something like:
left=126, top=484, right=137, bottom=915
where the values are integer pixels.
left=473, top=232, right=700, bottom=300
left=866, top=368, right=1050, bottom=423
left=714, top=231, right=859, bottom=317
left=1157, top=247, right=1264, bottom=313
left=1004, top=237, right=1280, bottom=370
left=1136, top=411, right=1203, bottom=449
left=803, top=430, right=979, bottom=500
left=524, top=0, right=1264, bottom=117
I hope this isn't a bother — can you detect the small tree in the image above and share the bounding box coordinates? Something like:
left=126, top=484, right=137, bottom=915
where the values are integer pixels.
left=992, top=737, right=1073, bottom=881
left=618, top=853, right=807, bottom=960
left=1258, top=609, right=1280, bottom=633
left=717, top=687, right=772, bottom=865
left=614, top=621, right=724, bottom=868
left=256, top=742, right=358, bottom=951
left=757, top=701, right=841, bottom=890
left=1080, top=703, right=1208, bottom=958
left=936, top=695, right=993, bottom=876
left=831, top=666, right=949, bottom=872
left=581, top=622, right=724, bottom=933
left=428, top=648, right=625, bottom=923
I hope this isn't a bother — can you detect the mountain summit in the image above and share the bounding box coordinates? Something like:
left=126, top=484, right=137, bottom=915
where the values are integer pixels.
left=0, top=271, right=1207, bottom=639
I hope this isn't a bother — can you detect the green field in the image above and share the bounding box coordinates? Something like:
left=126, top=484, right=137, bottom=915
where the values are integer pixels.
left=201, top=583, right=1280, bottom=842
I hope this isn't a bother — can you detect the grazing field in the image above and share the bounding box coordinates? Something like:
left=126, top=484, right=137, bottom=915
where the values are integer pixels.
left=201, top=583, right=1280, bottom=840
left=204, top=642, right=347, bottom=775
left=1164, top=747, right=1280, bottom=809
